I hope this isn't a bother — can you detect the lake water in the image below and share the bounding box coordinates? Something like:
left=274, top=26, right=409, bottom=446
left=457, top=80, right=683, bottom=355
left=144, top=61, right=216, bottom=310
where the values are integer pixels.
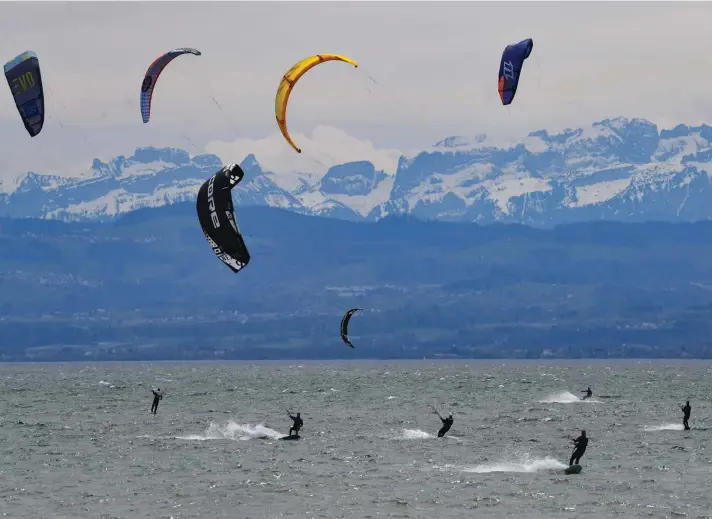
left=1, top=360, right=710, bottom=518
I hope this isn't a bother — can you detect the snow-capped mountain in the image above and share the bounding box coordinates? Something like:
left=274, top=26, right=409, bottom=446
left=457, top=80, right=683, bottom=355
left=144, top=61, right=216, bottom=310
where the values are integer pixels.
left=3, top=117, right=712, bottom=225
left=0, top=148, right=301, bottom=221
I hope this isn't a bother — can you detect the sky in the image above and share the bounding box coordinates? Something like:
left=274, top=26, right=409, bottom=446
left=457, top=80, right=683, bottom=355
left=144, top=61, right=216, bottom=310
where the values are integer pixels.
left=1, top=1, right=712, bottom=179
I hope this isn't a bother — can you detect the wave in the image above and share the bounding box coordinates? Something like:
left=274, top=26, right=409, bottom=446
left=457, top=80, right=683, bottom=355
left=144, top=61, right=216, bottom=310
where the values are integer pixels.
left=399, top=429, right=434, bottom=440
left=440, top=455, right=566, bottom=474
left=539, top=391, right=600, bottom=404
left=176, top=421, right=284, bottom=441
left=644, top=423, right=684, bottom=431
left=396, top=428, right=460, bottom=442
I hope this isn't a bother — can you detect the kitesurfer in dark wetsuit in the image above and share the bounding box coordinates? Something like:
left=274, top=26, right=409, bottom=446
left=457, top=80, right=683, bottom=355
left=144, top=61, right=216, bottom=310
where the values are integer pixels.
left=680, top=401, right=691, bottom=430
left=581, top=387, right=592, bottom=400
left=434, top=409, right=454, bottom=438
left=150, top=388, right=162, bottom=415
left=287, top=411, right=303, bottom=437
left=569, top=430, right=588, bottom=465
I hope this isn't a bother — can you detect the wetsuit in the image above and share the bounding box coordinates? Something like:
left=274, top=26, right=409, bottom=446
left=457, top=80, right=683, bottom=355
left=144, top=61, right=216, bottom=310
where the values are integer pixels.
left=582, top=388, right=592, bottom=400
left=570, top=434, right=588, bottom=465
left=681, top=403, right=691, bottom=430
left=437, top=415, right=454, bottom=438
left=150, top=390, right=162, bottom=415
left=288, top=413, right=303, bottom=436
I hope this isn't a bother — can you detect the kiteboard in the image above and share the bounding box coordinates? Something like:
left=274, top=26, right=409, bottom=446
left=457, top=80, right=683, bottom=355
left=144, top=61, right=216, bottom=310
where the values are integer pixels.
left=564, top=464, right=582, bottom=474
left=280, top=434, right=301, bottom=441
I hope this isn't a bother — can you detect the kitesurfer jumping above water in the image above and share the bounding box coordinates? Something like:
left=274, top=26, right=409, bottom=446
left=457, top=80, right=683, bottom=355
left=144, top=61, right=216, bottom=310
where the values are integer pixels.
left=680, top=401, right=691, bottom=430
left=150, top=388, right=163, bottom=415
left=569, top=430, right=588, bottom=465
left=433, top=408, right=454, bottom=438
left=287, top=410, right=303, bottom=437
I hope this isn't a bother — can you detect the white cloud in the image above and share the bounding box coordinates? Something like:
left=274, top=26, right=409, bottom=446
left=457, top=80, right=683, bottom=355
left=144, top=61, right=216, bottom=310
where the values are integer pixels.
left=205, top=125, right=406, bottom=176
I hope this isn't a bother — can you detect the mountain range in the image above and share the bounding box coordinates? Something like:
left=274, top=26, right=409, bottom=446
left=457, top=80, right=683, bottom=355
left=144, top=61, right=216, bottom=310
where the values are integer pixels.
left=1, top=201, right=712, bottom=361
left=3, top=116, right=712, bottom=361
left=2, top=117, right=712, bottom=225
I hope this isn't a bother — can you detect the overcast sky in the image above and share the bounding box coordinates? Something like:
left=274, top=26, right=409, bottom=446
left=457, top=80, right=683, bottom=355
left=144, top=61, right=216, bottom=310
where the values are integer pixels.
left=1, top=1, right=711, bottom=179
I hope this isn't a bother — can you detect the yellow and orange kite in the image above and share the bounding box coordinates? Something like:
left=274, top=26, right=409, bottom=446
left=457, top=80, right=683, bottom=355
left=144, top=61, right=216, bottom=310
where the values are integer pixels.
left=275, top=54, right=358, bottom=153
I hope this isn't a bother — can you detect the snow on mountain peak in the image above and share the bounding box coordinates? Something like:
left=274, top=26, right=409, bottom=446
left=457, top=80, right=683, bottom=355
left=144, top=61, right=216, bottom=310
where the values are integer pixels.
left=3, top=117, right=712, bottom=226
left=239, top=153, right=261, bottom=172
left=433, top=134, right=488, bottom=149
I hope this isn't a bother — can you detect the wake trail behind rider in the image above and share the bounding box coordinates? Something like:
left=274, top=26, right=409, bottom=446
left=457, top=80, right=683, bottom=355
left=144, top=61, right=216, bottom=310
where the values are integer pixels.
left=433, top=408, right=454, bottom=438
left=286, top=410, right=303, bottom=437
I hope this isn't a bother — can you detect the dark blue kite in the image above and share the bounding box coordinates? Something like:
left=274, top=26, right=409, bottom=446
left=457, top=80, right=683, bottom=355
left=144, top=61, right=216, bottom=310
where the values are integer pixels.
left=498, top=39, right=533, bottom=106
left=4, top=51, right=45, bottom=137
left=140, top=48, right=201, bottom=123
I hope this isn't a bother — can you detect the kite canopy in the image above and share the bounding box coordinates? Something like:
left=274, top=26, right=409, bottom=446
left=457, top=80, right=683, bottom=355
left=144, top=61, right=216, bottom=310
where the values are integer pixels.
left=4, top=50, right=44, bottom=137
left=497, top=39, right=533, bottom=106
left=196, top=164, right=251, bottom=274
left=275, top=54, right=358, bottom=153
left=340, top=308, right=362, bottom=348
left=141, top=48, right=201, bottom=123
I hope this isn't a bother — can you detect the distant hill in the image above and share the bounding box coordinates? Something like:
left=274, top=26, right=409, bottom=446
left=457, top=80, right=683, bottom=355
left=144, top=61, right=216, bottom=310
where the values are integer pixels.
left=1, top=202, right=712, bottom=361
left=3, top=117, right=712, bottom=226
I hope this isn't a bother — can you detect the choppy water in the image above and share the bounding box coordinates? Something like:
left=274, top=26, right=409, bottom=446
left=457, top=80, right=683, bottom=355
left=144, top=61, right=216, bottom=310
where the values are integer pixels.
left=1, top=360, right=711, bottom=519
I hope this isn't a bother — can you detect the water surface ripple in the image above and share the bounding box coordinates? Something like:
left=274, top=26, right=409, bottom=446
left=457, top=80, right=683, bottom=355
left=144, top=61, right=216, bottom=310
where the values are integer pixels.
left=1, top=360, right=710, bottom=518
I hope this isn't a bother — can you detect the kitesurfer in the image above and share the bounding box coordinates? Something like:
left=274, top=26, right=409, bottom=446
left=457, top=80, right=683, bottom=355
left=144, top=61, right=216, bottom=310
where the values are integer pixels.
left=680, top=401, right=691, bottom=430
left=569, top=430, right=588, bottom=466
left=150, top=388, right=162, bottom=415
left=287, top=410, right=303, bottom=437
left=581, top=387, right=592, bottom=400
left=433, top=409, right=454, bottom=438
